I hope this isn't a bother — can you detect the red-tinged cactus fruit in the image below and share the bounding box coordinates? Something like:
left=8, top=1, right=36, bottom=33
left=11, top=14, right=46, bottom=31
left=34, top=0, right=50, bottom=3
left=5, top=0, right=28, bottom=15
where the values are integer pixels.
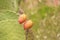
left=18, top=14, right=27, bottom=24
left=24, top=20, right=33, bottom=30
left=54, top=0, right=58, bottom=6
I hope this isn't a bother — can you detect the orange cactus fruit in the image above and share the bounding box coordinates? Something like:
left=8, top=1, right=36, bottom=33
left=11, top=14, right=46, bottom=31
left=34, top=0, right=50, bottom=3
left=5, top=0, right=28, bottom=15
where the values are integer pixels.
left=24, top=20, right=33, bottom=30
left=18, top=14, right=27, bottom=24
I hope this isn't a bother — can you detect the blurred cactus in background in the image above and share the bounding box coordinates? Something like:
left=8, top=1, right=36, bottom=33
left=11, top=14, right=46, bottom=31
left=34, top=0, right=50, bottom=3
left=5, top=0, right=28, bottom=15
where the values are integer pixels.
left=0, top=0, right=60, bottom=40
left=0, top=0, right=25, bottom=40
left=20, top=0, right=60, bottom=40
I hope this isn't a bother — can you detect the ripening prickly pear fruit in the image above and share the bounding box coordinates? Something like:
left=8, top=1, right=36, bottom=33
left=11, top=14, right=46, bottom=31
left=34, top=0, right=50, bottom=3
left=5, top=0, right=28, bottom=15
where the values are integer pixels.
left=18, top=14, right=27, bottom=24
left=24, top=20, right=33, bottom=30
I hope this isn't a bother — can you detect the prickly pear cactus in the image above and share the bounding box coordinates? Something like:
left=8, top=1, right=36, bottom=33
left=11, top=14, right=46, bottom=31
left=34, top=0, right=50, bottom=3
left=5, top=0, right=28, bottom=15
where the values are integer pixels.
left=0, top=0, right=25, bottom=40
left=20, top=0, right=60, bottom=40
left=0, top=0, right=60, bottom=40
